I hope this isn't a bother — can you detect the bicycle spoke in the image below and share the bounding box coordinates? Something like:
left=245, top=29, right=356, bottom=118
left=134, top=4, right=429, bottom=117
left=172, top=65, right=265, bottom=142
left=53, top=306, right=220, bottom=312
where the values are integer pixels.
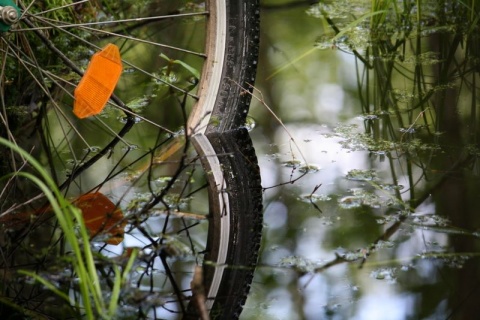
left=0, top=0, right=261, bottom=318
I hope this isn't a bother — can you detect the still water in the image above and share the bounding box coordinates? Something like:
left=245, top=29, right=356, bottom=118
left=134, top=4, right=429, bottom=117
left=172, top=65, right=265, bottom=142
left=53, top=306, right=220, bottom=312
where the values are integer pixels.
left=244, top=1, right=480, bottom=319
left=2, top=1, right=479, bottom=319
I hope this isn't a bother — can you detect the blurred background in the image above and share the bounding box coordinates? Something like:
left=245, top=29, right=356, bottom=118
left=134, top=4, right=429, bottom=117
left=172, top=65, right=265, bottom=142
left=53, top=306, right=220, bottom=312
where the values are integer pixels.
left=243, top=1, right=480, bottom=319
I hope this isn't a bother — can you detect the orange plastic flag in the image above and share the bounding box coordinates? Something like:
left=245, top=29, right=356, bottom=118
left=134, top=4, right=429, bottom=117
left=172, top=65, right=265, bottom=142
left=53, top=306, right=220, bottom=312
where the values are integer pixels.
left=73, top=192, right=126, bottom=245
left=73, top=44, right=122, bottom=118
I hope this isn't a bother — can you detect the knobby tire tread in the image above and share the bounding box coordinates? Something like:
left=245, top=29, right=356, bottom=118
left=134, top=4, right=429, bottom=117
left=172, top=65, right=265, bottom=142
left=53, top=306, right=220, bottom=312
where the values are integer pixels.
left=186, top=0, right=262, bottom=319
left=205, top=0, right=260, bottom=133
left=205, top=129, right=263, bottom=319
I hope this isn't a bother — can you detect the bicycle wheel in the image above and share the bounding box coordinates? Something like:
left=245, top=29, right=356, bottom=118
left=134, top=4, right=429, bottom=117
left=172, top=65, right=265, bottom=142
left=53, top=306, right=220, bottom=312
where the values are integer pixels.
left=0, top=1, right=261, bottom=319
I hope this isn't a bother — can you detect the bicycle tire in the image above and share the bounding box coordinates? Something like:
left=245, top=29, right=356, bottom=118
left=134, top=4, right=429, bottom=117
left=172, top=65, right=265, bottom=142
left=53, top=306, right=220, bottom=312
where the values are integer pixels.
left=0, top=1, right=261, bottom=319
left=188, top=0, right=262, bottom=318
left=190, top=129, right=263, bottom=319
left=187, top=0, right=259, bottom=135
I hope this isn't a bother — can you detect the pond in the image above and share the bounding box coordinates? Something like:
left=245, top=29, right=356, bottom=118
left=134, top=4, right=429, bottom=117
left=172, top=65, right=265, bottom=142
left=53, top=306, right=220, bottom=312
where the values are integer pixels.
left=1, top=1, right=479, bottom=319
left=243, top=1, right=480, bottom=319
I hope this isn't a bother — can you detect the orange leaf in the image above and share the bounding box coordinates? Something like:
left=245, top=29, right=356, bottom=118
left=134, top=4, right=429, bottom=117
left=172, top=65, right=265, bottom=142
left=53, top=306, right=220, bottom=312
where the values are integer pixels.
left=73, top=192, right=126, bottom=245
left=73, top=43, right=122, bottom=118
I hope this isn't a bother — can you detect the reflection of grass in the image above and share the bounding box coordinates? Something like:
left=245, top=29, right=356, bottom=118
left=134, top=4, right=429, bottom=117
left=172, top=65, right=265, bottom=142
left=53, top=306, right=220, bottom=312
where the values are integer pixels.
left=284, top=0, right=480, bottom=282
left=312, top=0, right=479, bottom=194
left=247, top=2, right=480, bottom=319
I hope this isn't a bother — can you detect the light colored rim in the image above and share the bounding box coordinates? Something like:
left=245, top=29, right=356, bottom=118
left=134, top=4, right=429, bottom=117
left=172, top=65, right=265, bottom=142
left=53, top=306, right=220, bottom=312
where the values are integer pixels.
left=188, top=0, right=230, bottom=312
left=186, top=0, right=226, bottom=135
left=191, top=134, right=230, bottom=311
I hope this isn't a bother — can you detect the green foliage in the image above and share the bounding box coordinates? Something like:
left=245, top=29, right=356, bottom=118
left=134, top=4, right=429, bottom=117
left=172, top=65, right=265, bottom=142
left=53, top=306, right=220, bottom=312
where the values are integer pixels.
left=0, top=137, right=137, bottom=319
left=160, top=53, right=200, bottom=80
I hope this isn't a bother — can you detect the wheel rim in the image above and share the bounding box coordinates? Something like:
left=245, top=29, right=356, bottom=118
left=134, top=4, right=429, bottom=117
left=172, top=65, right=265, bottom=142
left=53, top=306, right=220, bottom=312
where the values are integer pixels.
left=0, top=1, right=238, bottom=318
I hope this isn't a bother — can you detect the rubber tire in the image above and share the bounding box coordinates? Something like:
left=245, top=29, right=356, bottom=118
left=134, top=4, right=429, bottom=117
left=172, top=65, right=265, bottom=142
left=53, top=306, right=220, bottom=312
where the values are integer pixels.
left=185, top=0, right=262, bottom=319
left=205, top=0, right=260, bottom=134
left=204, top=129, right=263, bottom=319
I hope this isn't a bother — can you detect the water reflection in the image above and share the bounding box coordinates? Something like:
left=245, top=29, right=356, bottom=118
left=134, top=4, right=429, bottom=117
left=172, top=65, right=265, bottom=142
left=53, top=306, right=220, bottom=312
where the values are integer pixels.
left=247, top=1, right=480, bottom=319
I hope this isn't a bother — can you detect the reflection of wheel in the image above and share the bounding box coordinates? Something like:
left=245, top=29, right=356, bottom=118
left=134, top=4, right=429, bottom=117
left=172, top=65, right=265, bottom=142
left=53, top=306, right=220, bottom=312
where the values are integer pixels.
left=190, top=128, right=263, bottom=319
left=0, top=1, right=261, bottom=319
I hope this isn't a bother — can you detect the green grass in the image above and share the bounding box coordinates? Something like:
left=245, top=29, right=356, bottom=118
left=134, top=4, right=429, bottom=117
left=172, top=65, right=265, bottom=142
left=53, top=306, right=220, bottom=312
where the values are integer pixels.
left=0, top=137, right=137, bottom=319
